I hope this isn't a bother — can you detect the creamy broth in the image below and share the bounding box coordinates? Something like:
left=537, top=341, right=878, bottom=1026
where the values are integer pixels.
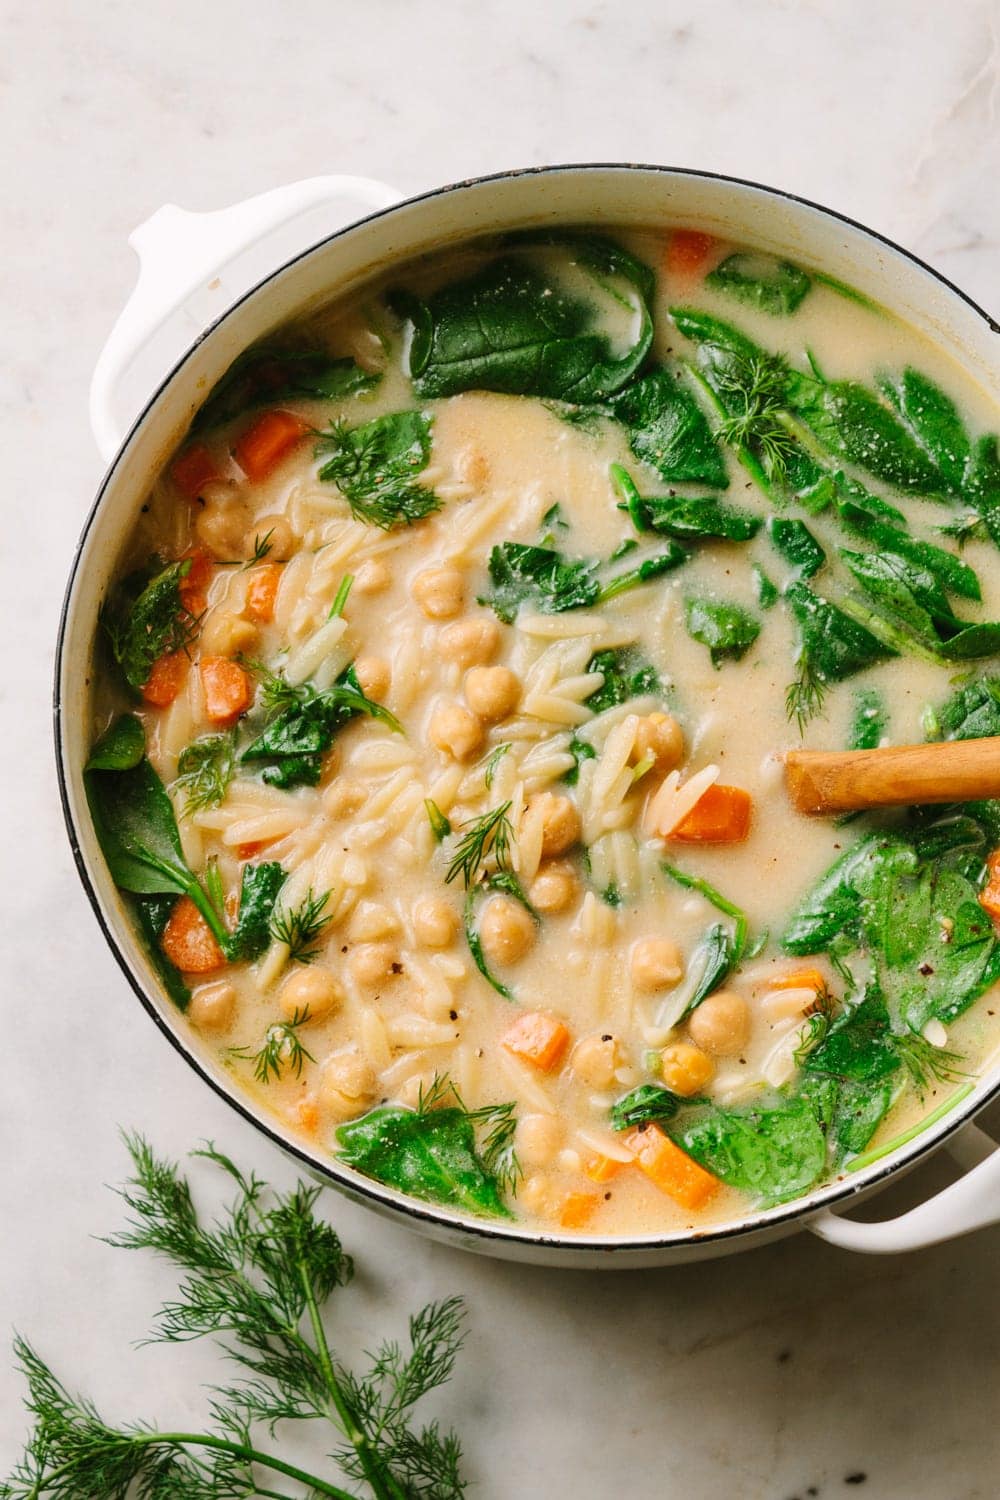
left=86, top=227, right=1000, bottom=1236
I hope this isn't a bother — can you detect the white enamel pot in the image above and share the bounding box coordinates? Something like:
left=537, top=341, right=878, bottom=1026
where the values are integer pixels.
left=56, top=165, right=1000, bottom=1268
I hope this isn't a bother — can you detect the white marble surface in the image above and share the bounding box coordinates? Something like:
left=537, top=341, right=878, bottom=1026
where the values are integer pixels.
left=3, top=1, right=1000, bottom=1494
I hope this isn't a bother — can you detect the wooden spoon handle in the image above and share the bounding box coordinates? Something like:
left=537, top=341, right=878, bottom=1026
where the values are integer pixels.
left=785, top=737, right=1000, bottom=815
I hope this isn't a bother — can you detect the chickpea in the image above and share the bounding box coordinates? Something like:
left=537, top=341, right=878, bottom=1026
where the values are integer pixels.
left=349, top=942, right=400, bottom=987
left=412, top=566, right=465, bottom=620
left=478, top=896, right=536, bottom=965
left=353, top=558, right=391, bottom=594
left=438, top=616, right=500, bottom=667
left=348, top=902, right=399, bottom=942
left=464, top=665, right=521, bottom=722
left=516, top=1113, right=564, bottom=1168
left=354, top=655, right=390, bottom=701
left=630, top=937, right=684, bottom=992
left=253, top=513, right=295, bottom=560
left=571, top=1032, right=620, bottom=1090
left=687, top=990, right=750, bottom=1056
left=528, top=860, right=579, bottom=914
left=412, top=896, right=459, bottom=948
left=195, top=496, right=252, bottom=559
left=660, top=1042, right=715, bottom=1096
left=519, top=1173, right=555, bottom=1216
left=397, top=1072, right=434, bottom=1110
left=279, top=966, right=344, bottom=1024
left=200, top=608, right=258, bottom=657
left=323, top=778, right=366, bottom=818
left=428, top=701, right=484, bottom=761
left=321, top=1051, right=377, bottom=1118
left=632, top=712, right=685, bottom=774
left=531, top=792, right=581, bottom=859
left=188, top=980, right=236, bottom=1031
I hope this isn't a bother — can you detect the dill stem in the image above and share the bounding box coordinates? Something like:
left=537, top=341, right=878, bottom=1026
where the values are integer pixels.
left=299, top=1262, right=408, bottom=1500
left=23, top=1432, right=356, bottom=1500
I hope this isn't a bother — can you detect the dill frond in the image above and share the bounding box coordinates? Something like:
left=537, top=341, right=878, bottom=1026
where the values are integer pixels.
left=445, top=803, right=514, bottom=889
left=231, top=1008, right=316, bottom=1084
left=268, top=888, right=332, bottom=963
left=785, top=661, right=827, bottom=733
left=173, top=731, right=237, bottom=815
left=241, top=528, right=275, bottom=568
left=896, top=1032, right=968, bottom=1096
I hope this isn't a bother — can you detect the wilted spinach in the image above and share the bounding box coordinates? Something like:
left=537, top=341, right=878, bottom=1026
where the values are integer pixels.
left=706, top=252, right=812, bottom=316
left=685, top=596, right=761, bottom=667
left=315, top=410, right=441, bottom=528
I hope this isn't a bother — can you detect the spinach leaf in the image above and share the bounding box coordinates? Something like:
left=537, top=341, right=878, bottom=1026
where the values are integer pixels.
left=241, top=665, right=399, bottom=789
left=783, top=833, right=898, bottom=955
left=706, top=252, right=812, bottom=315
left=85, top=755, right=229, bottom=951
left=610, top=369, right=728, bottom=487
left=336, top=1100, right=514, bottom=1218
left=836, top=496, right=981, bottom=601
left=562, top=735, right=597, bottom=785
left=936, top=676, right=1000, bottom=740
left=399, top=239, right=654, bottom=403
left=86, top=713, right=146, bottom=771
left=753, top=565, right=779, bottom=609
left=788, top=377, right=953, bottom=498
left=585, top=647, right=660, bottom=714
left=597, top=546, right=688, bottom=600
left=227, top=861, right=287, bottom=962
left=193, top=346, right=379, bottom=431
left=768, top=516, right=826, bottom=578
left=610, top=1084, right=685, bottom=1131
left=315, top=410, right=440, bottom=529
left=848, top=687, right=887, bottom=750
left=101, top=560, right=199, bottom=693
left=685, top=596, right=761, bottom=667
left=612, top=463, right=760, bottom=541
left=804, top=988, right=902, bottom=1086
left=966, top=434, right=1000, bottom=549
left=676, top=923, right=736, bottom=1020
left=878, top=368, right=971, bottom=490
left=479, top=542, right=599, bottom=623
left=671, top=1094, right=827, bottom=1203
left=839, top=547, right=1000, bottom=662
left=785, top=580, right=894, bottom=728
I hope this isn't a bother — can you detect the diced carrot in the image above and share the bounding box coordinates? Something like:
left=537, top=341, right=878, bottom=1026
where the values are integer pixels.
left=161, top=895, right=226, bottom=974
left=178, top=546, right=214, bottom=618
left=979, top=851, right=1000, bottom=921
left=669, top=783, right=753, bottom=844
left=501, top=1011, right=571, bottom=1073
left=559, top=1191, right=600, bottom=1230
left=623, top=1124, right=720, bottom=1212
left=141, top=650, right=189, bottom=707
left=766, top=967, right=827, bottom=995
left=235, top=840, right=273, bottom=862
left=297, top=1098, right=321, bottom=1135
left=583, top=1154, right=622, bottom=1185
left=171, top=442, right=221, bottom=499
left=200, top=656, right=254, bottom=724
left=234, top=409, right=308, bottom=482
left=665, top=229, right=718, bottom=280
left=244, top=562, right=283, bottom=623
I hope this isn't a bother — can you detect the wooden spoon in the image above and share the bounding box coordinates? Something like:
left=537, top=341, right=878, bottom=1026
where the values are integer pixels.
left=784, top=737, right=1000, bottom=815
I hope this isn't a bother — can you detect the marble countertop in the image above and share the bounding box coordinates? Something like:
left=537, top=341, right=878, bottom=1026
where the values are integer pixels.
left=3, top=1, right=1000, bottom=1494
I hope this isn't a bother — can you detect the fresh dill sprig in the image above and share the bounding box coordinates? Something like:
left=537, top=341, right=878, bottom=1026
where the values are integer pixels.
left=1, top=1133, right=470, bottom=1499
left=793, top=986, right=836, bottom=1064
left=269, top=888, right=332, bottom=963
left=251, top=659, right=306, bottom=718
left=173, top=731, right=237, bottom=814
left=785, top=659, right=827, bottom=733
left=896, top=1032, right=968, bottom=1096
left=445, top=803, right=514, bottom=889
left=714, top=351, right=799, bottom=479
left=231, top=1007, right=316, bottom=1084
left=479, top=742, right=511, bottom=790
left=241, top=527, right=275, bottom=568
left=417, top=1075, right=522, bottom=1197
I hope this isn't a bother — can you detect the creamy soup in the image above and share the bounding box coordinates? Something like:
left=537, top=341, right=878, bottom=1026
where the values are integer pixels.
left=85, top=227, right=1000, bottom=1236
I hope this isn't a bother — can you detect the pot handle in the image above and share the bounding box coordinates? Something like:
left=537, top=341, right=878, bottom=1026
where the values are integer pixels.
left=89, top=174, right=402, bottom=463
left=807, top=1121, right=1000, bottom=1253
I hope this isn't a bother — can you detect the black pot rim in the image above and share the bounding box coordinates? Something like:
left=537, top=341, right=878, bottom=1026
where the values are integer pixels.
left=53, top=161, right=1000, bottom=1260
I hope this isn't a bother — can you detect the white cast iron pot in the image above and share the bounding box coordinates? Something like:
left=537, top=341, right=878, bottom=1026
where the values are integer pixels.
left=56, top=166, right=1000, bottom=1268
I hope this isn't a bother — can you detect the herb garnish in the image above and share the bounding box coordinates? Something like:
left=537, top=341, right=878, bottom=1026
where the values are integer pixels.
left=101, top=559, right=201, bottom=692
left=173, top=730, right=237, bottom=814
left=269, top=887, right=333, bottom=963
left=315, top=410, right=441, bottom=529
left=445, top=803, right=514, bottom=888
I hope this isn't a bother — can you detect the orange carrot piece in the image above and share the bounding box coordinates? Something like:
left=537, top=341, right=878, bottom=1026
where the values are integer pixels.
left=200, top=656, right=254, bottom=724
left=766, top=967, right=828, bottom=995
left=665, top=229, right=717, bottom=280
left=234, top=409, right=308, bottom=481
left=501, top=1011, right=571, bottom=1073
left=141, top=650, right=189, bottom=707
left=178, top=546, right=214, bottom=618
left=161, top=895, right=226, bottom=974
left=669, top=783, right=753, bottom=844
left=559, top=1191, right=600, bottom=1230
left=171, top=442, right=221, bottom=499
left=583, top=1154, right=622, bottom=1185
left=235, top=840, right=272, bottom=862
left=979, top=851, right=1000, bottom=921
left=623, top=1124, right=720, bottom=1211
left=244, top=562, right=283, bottom=623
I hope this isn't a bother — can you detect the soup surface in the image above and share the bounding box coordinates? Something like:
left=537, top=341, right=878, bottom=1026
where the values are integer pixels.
left=85, top=226, right=1000, bottom=1237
